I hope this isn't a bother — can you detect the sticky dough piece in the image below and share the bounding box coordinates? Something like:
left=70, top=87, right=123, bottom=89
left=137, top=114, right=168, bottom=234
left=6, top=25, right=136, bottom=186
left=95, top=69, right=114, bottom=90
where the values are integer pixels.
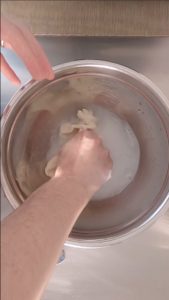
left=16, top=159, right=49, bottom=196
left=45, top=156, right=58, bottom=178
left=77, top=109, right=97, bottom=124
left=16, top=160, right=33, bottom=197
left=59, top=109, right=97, bottom=138
left=45, top=109, right=97, bottom=177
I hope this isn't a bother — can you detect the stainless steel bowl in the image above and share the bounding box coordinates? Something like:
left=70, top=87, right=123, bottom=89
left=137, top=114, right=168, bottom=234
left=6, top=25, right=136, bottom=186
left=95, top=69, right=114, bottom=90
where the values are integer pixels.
left=1, top=60, right=169, bottom=248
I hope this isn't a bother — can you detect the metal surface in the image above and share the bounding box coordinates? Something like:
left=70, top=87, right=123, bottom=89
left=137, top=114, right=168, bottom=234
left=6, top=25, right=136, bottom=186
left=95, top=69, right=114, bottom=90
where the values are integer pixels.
left=2, top=1, right=169, bottom=36
left=1, top=60, right=169, bottom=248
left=1, top=37, right=169, bottom=299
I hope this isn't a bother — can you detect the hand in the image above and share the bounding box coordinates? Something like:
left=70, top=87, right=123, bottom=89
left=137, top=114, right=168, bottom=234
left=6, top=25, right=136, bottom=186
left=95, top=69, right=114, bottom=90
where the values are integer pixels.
left=1, top=14, right=54, bottom=85
left=55, top=130, right=113, bottom=198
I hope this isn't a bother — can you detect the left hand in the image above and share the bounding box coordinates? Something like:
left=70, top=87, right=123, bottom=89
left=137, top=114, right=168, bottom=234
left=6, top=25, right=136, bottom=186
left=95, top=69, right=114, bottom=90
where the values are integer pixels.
left=1, top=14, right=54, bottom=85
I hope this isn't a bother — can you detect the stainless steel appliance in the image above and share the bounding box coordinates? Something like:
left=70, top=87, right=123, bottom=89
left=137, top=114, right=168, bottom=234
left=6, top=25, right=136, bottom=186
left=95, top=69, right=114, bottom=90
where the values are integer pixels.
left=1, top=37, right=169, bottom=300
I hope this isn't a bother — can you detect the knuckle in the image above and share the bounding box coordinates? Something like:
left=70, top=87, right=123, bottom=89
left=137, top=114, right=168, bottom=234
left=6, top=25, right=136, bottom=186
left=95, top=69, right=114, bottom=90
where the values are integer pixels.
left=83, top=130, right=91, bottom=137
left=96, top=137, right=102, bottom=146
left=104, top=148, right=110, bottom=156
left=110, top=159, right=113, bottom=168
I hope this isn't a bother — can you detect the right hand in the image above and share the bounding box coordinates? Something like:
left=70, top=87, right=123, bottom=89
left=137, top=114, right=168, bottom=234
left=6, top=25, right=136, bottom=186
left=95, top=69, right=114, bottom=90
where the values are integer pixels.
left=55, top=130, right=113, bottom=199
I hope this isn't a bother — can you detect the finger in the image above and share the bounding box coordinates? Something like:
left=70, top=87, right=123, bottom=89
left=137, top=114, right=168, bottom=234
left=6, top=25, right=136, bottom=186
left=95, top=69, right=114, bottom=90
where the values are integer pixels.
left=95, top=136, right=103, bottom=146
left=1, top=53, right=21, bottom=86
left=1, top=16, right=45, bottom=81
left=0, top=40, right=13, bottom=50
left=110, top=160, right=113, bottom=169
left=81, top=130, right=96, bottom=140
left=6, top=17, right=54, bottom=80
left=105, top=158, right=113, bottom=170
left=106, top=170, right=112, bottom=182
left=103, top=148, right=110, bottom=157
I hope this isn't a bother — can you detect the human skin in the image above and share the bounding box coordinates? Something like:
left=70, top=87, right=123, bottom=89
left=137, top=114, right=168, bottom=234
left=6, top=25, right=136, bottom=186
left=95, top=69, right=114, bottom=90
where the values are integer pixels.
left=1, top=14, right=54, bottom=85
left=1, top=130, right=113, bottom=300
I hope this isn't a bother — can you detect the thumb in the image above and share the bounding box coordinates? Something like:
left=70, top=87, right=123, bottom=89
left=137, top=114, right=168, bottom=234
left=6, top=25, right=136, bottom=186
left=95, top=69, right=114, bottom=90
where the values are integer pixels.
left=1, top=53, right=21, bottom=86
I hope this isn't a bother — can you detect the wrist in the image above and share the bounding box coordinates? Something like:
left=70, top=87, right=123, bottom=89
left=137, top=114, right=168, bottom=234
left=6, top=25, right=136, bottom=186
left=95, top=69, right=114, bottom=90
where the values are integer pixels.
left=50, top=173, right=91, bottom=208
left=54, top=168, right=95, bottom=199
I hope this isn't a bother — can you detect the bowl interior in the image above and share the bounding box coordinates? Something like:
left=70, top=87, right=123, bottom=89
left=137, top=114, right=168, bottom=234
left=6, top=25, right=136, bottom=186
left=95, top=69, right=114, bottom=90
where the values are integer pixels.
left=2, top=64, right=169, bottom=245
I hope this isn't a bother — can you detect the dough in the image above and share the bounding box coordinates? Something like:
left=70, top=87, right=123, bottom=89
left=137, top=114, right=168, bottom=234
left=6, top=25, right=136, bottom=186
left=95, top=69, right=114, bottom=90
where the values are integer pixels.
left=16, top=104, right=140, bottom=201
left=45, top=156, right=58, bottom=178
left=77, top=109, right=97, bottom=124
left=45, top=109, right=97, bottom=177
left=16, top=159, right=49, bottom=197
left=59, top=109, right=97, bottom=138
left=16, top=160, right=33, bottom=197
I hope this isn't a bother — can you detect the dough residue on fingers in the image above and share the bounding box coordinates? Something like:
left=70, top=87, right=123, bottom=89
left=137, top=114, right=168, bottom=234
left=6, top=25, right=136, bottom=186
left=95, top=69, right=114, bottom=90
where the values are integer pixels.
left=59, top=109, right=97, bottom=138
left=45, top=108, right=97, bottom=177
left=45, top=155, right=58, bottom=178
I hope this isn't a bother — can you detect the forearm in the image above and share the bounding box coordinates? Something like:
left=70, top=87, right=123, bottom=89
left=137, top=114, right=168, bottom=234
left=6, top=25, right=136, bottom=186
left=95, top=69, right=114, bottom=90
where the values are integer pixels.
left=1, top=176, right=88, bottom=300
